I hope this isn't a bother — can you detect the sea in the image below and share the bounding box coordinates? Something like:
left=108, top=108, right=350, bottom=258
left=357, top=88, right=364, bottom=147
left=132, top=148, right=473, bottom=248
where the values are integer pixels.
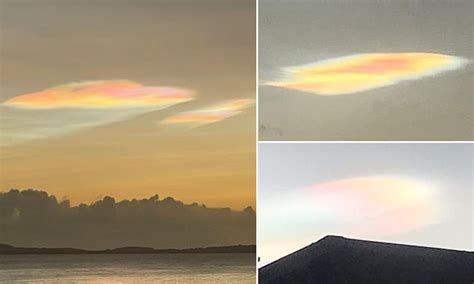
left=0, top=253, right=256, bottom=283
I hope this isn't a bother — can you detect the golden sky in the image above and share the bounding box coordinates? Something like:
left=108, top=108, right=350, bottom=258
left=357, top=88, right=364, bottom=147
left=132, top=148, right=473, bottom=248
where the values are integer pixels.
left=0, top=0, right=256, bottom=210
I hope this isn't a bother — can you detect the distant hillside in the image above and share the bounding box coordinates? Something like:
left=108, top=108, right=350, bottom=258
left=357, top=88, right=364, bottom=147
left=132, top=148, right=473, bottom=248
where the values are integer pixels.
left=0, top=243, right=255, bottom=255
left=259, top=236, right=474, bottom=283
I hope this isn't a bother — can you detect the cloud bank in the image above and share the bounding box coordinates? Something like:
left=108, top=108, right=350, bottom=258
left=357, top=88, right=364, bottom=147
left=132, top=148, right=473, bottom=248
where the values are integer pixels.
left=0, top=189, right=255, bottom=250
left=265, top=53, right=467, bottom=95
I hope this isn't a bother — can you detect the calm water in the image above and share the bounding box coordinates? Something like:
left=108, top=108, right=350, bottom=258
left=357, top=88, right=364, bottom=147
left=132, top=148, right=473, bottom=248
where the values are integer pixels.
left=0, top=253, right=256, bottom=283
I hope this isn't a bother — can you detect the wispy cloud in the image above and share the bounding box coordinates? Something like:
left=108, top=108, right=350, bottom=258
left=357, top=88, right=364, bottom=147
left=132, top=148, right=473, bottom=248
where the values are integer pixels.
left=1, top=81, right=195, bottom=145
left=160, top=99, right=254, bottom=127
left=4, top=80, right=194, bottom=109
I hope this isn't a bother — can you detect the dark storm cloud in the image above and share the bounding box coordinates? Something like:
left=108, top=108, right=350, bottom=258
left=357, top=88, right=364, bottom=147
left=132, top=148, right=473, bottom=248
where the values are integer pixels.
left=0, top=189, right=256, bottom=250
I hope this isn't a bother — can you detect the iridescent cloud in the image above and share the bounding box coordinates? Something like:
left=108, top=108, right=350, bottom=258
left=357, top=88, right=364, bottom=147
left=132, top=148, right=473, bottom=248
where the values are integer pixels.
left=262, top=176, right=441, bottom=238
left=161, top=99, right=254, bottom=127
left=3, top=80, right=193, bottom=109
left=1, top=81, right=194, bottom=145
left=305, top=176, right=439, bottom=229
left=259, top=176, right=442, bottom=266
left=265, top=53, right=467, bottom=95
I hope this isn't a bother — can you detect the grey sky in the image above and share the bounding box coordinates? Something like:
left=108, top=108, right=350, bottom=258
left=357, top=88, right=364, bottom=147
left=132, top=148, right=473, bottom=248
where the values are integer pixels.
left=1, top=0, right=255, bottom=102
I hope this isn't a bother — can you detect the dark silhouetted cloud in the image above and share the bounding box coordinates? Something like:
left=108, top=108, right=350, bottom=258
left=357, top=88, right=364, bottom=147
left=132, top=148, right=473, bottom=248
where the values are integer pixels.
left=0, top=189, right=255, bottom=250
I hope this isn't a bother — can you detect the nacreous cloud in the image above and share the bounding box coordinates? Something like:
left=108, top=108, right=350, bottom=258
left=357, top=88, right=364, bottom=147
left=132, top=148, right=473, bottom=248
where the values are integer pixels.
left=1, top=81, right=194, bottom=145
left=160, top=99, right=254, bottom=127
left=265, top=53, right=467, bottom=95
left=262, top=176, right=441, bottom=239
left=3, top=80, right=193, bottom=109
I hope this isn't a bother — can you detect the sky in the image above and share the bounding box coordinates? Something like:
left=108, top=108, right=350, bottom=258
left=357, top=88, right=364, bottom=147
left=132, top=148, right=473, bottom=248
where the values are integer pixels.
left=259, top=0, right=473, bottom=140
left=0, top=0, right=256, bottom=210
left=258, top=143, right=473, bottom=266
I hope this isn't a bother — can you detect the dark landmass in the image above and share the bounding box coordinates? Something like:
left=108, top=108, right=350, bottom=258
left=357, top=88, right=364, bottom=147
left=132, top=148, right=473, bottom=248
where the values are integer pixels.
left=259, top=236, right=474, bottom=284
left=0, top=243, right=255, bottom=255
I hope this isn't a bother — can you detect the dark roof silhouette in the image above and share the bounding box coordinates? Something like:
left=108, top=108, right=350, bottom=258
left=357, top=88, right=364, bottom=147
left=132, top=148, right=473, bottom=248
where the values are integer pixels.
left=259, top=235, right=474, bottom=284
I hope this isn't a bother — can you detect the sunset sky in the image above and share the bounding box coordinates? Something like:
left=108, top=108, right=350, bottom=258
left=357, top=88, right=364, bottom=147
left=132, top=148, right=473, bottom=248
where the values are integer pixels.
left=259, top=143, right=473, bottom=266
left=0, top=0, right=256, bottom=210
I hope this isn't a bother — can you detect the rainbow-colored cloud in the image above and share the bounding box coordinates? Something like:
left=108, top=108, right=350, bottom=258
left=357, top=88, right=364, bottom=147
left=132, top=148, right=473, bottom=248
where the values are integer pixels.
left=259, top=175, right=443, bottom=266
left=306, top=176, right=439, bottom=231
left=3, top=81, right=193, bottom=109
left=262, top=176, right=441, bottom=238
left=1, top=81, right=195, bottom=145
left=265, top=53, right=467, bottom=95
left=161, top=99, right=254, bottom=127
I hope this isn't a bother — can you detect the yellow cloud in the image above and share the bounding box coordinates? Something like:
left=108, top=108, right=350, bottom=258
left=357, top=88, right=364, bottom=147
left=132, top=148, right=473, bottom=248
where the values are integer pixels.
left=1, top=81, right=195, bottom=145
left=3, top=80, right=194, bottom=109
left=161, top=99, right=254, bottom=127
left=265, top=53, right=467, bottom=95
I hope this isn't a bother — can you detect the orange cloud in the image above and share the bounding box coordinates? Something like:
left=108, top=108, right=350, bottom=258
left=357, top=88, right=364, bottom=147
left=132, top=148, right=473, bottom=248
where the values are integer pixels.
left=306, top=176, right=438, bottom=221
left=265, top=53, right=467, bottom=95
left=1, top=81, right=195, bottom=145
left=3, top=81, right=194, bottom=109
left=161, top=99, right=254, bottom=127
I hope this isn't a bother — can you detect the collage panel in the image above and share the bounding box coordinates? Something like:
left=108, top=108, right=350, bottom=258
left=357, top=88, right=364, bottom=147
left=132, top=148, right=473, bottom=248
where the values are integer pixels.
left=259, top=0, right=473, bottom=141
left=258, top=143, right=473, bottom=283
left=0, top=0, right=256, bottom=283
